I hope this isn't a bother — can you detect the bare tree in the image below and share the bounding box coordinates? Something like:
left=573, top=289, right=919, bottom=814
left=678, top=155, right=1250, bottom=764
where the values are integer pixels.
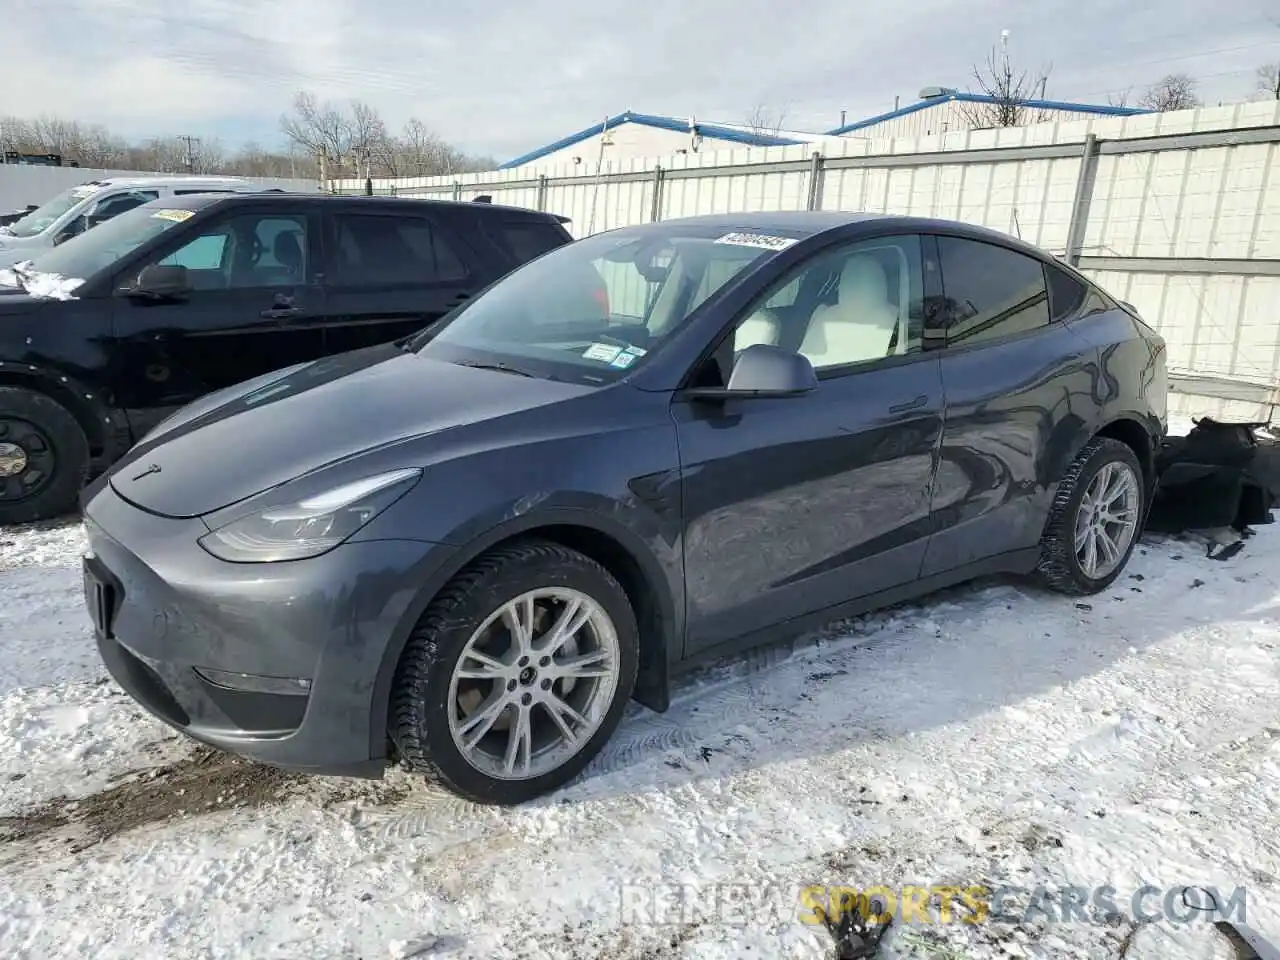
left=1138, top=73, right=1201, bottom=112
left=743, top=103, right=789, bottom=137
left=279, top=91, right=355, bottom=182
left=1107, top=87, right=1133, bottom=108
left=960, top=46, right=1054, bottom=128
left=1257, top=63, right=1280, bottom=100
left=1, top=94, right=494, bottom=182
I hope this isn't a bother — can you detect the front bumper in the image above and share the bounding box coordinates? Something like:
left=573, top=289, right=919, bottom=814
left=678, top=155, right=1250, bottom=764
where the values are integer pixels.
left=82, top=480, right=451, bottom=777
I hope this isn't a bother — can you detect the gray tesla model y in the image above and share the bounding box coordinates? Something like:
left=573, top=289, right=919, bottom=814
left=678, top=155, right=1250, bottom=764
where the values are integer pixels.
left=81, top=211, right=1167, bottom=805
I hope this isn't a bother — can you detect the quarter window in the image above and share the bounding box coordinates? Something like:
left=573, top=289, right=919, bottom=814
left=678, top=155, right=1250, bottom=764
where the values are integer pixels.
left=933, top=236, right=1050, bottom=347
left=483, top=219, right=569, bottom=263
left=1046, top=262, right=1088, bottom=321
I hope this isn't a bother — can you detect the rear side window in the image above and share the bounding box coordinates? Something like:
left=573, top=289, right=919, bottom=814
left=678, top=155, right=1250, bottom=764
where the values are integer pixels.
left=483, top=218, right=569, bottom=264
left=1045, top=262, right=1088, bottom=321
left=331, top=214, right=471, bottom=287
left=935, top=236, right=1050, bottom=347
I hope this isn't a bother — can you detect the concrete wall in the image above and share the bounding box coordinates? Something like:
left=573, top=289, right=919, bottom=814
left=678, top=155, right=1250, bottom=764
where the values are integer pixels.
left=0, top=165, right=318, bottom=212
left=335, top=100, right=1280, bottom=421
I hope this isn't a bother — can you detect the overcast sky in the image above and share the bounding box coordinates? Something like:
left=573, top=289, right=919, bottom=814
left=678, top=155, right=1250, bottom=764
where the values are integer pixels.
left=9, top=0, right=1278, bottom=164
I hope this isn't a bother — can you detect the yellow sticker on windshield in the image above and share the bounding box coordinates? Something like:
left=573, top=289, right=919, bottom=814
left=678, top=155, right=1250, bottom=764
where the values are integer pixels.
left=151, top=209, right=194, bottom=223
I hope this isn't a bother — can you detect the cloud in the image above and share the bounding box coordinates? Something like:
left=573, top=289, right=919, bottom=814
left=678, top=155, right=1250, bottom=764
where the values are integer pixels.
left=7, top=0, right=1278, bottom=164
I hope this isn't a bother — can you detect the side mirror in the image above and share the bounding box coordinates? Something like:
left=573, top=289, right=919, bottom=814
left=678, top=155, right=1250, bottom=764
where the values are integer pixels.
left=683, top=343, right=818, bottom=401
left=130, top=264, right=192, bottom=300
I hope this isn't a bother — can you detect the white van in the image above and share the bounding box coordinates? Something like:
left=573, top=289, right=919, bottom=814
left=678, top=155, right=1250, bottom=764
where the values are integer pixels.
left=0, top=176, right=309, bottom=267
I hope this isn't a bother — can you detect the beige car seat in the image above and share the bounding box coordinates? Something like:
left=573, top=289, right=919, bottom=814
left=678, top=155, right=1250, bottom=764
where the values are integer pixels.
left=734, top=307, right=782, bottom=351
left=799, top=255, right=900, bottom=367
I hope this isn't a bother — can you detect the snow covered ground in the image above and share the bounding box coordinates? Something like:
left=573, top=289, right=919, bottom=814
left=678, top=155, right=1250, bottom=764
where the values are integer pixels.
left=1, top=494, right=1279, bottom=958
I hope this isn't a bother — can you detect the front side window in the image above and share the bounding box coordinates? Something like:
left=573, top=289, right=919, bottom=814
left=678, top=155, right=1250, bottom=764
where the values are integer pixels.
left=4, top=183, right=100, bottom=238
left=933, top=236, right=1050, bottom=347
left=150, top=213, right=309, bottom=290
left=416, top=225, right=803, bottom=384
left=91, top=190, right=160, bottom=222
left=724, top=235, right=924, bottom=374
left=24, top=203, right=202, bottom=281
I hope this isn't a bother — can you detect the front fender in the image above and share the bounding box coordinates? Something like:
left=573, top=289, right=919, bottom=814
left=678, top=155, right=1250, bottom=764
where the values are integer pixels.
left=365, top=503, right=684, bottom=760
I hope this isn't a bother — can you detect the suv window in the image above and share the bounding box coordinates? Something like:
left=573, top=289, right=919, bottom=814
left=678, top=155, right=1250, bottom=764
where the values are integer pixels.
left=1046, top=262, right=1088, bottom=321
left=934, top=236, right=1050, bottom=347
left=726, top=235, right=924, bottom=373
left=484, top=218, right=568, bottom=263
left=331, top=214, right=471, bottom=287
left=153, top=212, right=309, bottom=290
left=91, top=190, right=159, bottom=221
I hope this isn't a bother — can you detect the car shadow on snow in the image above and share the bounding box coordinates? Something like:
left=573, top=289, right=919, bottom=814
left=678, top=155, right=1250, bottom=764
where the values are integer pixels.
left=540, top=530, right=1280, bottom=806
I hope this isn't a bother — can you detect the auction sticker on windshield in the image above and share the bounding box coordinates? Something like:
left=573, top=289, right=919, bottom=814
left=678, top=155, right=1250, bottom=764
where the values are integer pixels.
left=582, top=343, right=623, bottom=363
left=715, top=232, right=797, bottom=251
left=151, top=209, right=195, bottom=223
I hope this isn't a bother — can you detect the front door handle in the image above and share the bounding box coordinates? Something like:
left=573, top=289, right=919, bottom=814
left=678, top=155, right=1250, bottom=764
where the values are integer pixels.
left=889, top=395, right=928, bottom=414
left=261, top=306, right=301, bottom=320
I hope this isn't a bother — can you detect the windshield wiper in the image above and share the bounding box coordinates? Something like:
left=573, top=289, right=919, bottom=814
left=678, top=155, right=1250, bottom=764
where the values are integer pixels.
left=455, top=359, right=535, bottom=378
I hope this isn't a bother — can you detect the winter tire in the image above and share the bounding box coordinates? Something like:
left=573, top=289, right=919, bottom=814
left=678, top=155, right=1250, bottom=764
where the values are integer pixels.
left=390, top=538, right=639, bottom=805
left=1036, top=436, right=1146, bottom=596
left=0, top=386, right=90, bottom=526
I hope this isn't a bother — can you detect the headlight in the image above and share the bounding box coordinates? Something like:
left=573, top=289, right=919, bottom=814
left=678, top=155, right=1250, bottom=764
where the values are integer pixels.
left=197, top=468, right=421, bottom=563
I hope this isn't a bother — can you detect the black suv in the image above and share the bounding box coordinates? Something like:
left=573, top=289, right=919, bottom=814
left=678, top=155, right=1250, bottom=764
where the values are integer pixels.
left=0, top=194, right=574, bottom=524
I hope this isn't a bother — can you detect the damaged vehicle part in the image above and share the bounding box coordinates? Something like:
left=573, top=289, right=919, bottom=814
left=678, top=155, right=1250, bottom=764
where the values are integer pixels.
left=81, top=211, right=1167, bottom=805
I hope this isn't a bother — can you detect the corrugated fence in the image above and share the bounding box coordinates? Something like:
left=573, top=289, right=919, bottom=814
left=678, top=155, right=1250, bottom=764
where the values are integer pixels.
left=337, top=101, right=1280, bottom=422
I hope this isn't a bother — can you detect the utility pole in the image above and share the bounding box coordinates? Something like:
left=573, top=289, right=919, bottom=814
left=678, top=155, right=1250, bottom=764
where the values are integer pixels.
left=177, top=134, right=199, bottom=173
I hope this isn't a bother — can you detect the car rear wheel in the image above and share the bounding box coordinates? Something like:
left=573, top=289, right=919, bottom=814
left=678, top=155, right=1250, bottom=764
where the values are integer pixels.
left=390, top=539, right=639, bottom=805
left=1036, top=437, right=1146, bottom=596
left=0, top=386, right=89, bottom=526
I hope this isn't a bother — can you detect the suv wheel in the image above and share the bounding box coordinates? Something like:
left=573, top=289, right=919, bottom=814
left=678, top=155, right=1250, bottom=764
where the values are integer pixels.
left=391, top=539, right=639, bottom=805
left=1036, top=437, right=1146, bottom=596
left=0, top=386, right=89, bottom=526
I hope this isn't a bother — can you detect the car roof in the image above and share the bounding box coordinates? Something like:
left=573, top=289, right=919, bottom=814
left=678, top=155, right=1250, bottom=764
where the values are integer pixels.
left=152, top=192, right=565, bottom=220
left=642, top=210, right=1060, bottom=260
left=88, top=176, right=259, bottom=189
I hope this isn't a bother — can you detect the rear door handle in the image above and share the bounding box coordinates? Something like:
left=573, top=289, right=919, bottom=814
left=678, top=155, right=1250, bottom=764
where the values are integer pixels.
left=889, top=395, right=928, bottom=413
left=261, top=306, right=301, bottom=320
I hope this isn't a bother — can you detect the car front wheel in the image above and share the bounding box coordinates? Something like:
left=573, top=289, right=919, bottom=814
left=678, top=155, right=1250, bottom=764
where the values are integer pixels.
left=390, top=539, right=639, bottom=805
left=1036, top=437, right=1147, bottom=596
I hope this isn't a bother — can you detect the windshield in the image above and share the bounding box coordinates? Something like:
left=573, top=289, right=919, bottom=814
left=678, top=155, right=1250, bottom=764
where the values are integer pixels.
left=416, top=225, right=798, bottom=383
left=4, top=184, right=99, bottom=238
left=25, top=203, right=195, bottom=281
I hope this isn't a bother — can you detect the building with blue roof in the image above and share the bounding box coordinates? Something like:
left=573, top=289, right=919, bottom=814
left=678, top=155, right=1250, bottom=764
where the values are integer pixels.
left=499, top=90, right=1151, bottom=171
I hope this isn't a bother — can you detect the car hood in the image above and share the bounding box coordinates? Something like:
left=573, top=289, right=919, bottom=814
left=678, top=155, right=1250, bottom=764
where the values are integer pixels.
left=0, top=241, right=40, bottom=269
left=0, top=288, right=42, bottom=313
left=109, top=344, right=596, bottom=518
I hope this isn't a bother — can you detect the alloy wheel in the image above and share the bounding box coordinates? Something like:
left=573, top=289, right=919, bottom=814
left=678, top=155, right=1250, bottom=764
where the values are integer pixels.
left=447, top=587, right=621, bottom=781
left=1073, top=460, right=1140, bottom=580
